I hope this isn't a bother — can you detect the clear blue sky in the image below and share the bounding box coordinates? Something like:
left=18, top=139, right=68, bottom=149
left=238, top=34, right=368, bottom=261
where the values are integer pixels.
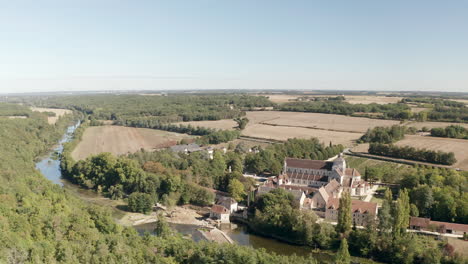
left=1, top=0, right=467, bottom=93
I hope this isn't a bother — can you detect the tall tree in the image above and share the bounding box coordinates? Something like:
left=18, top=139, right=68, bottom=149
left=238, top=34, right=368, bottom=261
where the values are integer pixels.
left=378, top=188, right=393, bottom=233
left=335, top=238, right=351, bottom=264
left=393, top=189, right=410, bottom=238
left=337, top=192, right=352, bottom=235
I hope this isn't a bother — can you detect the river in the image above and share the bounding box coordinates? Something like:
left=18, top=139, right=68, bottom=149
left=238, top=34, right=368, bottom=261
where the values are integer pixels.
left=34, top=122, right=372, bottom=263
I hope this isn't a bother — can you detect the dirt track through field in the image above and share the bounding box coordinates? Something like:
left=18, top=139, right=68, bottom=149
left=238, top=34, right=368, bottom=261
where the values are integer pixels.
left=72, top=126, right=193, bottom=160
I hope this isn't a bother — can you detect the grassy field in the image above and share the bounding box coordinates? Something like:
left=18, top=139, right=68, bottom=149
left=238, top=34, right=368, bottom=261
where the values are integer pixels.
left=71, top=125, right=193, bottom=160
left=31, top=107, right=72, bottom=124
left=395, top=135, right=468, bottom=170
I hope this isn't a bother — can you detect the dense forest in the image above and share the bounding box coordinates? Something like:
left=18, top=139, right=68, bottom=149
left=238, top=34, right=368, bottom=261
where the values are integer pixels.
left=431, top=125, right=468, bottom=139
left=24, top=94, right=273, bottom=122
left=0, top=103, right=324, bottom=263
left=369, top=143, right=457, bottom=165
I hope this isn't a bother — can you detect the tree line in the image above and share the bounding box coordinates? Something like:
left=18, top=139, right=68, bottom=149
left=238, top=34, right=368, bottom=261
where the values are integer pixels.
left=431, top=125, right=468, bottom=139
left=369, top=143, right=457, bottom=165
left=359, top=125, right=415, bottom=144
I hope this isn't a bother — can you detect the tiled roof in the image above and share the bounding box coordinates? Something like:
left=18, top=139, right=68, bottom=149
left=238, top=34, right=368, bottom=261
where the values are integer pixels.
left=285, top=172, right=329, bottom=182
left=211, top=204, right=229, bottom=214
left=285, top=158, right=333, bottom=170
left=324, top=179, right=341, bottom=194
left=327, top=198, right=377, bottom=215
left=345, top=168, right=361, bottom=177
left=410, top=217, right=468, bottom=232
left=279, top=185, right=317, bottom=195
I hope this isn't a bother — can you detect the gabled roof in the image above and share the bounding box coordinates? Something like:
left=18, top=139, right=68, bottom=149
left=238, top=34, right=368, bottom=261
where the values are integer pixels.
left=324, top=179, right=341, bottom=194
left=345, top=168, right=361, bottom=177
left=217, top=196, right=237, bottom=205
left=327, top=198, right=377, bottom=215
left=211, top=204, right=229, bottom=214
left=316, top=187, right=329, bottom=202
left=285, top=158, right=333, bottom=170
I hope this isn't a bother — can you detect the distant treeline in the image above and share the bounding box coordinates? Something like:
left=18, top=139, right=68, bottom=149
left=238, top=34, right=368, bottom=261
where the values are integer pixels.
left=359, top=125, right=415, bottom=144
left=401, top=97, right=465, bottom=108
left=0, top=102, right=32, bottom=116
left=30, top=94, right=274, bottom=122
left=369, top=143, right=457, bottom=165
left=277, top=97, right=468, bottom=122
left=277, top=101, right=412, bottom=120
left=430, top=125, right=468, bottom=139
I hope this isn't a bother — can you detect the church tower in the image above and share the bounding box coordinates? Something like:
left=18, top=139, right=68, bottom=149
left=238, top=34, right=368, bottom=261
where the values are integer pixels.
left=332, top=153, right=346, bottom=171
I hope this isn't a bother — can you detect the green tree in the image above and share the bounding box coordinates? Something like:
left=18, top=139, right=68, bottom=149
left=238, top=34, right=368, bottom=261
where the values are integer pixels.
left=228, top=178, right=245, bottom=201
left=378, top=188, right=393, bottom=233
left=128, top=192, right=154, bottom=213
left=336, top=192, right=352, bottom=235
left=393, top=189, right=410, bottom=237
left=154, top=213, right=172, bottom=238
left=335, top=238, right=351, bottom=264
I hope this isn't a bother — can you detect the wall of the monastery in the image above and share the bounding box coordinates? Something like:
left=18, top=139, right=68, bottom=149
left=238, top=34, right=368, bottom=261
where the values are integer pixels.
left=286, top=167, right=332, bottom=177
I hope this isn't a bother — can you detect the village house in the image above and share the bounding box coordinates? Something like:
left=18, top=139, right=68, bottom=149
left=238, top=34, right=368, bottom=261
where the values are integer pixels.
left=216, top=197, right=238, bottom=213
left=409, top=217, right=468, bottom=237
left=325, top=198, right=378, bottom=226
left=210, top=204, right=230, bottom=223
left=170, top=143, right=203, bottom=154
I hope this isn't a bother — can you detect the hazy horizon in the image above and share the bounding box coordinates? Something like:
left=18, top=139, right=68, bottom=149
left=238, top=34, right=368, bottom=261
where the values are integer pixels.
left=1, top=1, right=467, bottom=93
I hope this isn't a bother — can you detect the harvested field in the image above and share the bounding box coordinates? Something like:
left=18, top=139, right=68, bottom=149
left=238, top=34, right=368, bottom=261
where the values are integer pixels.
left=31, top=107, right=72, bottom=124
left=405, top=121, right=468, bottom=130
left=345, top=95, right=403, bottom=105
left=242, top=124, right=361, bottom=146
left=256, top=94, right=302, bottom=103
left=173, top=119, right=237, bottom=130
left=395, top=135, right=468, bottom=170
left=6, top=116, right=28, bottom=119
left=72, top=126, right=193, bottom=160
left=246, top=111, right=400, bottom=133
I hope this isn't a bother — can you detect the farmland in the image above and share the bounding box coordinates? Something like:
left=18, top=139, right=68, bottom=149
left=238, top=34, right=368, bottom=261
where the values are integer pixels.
left=394, top=135, right=468, bottom=170
left=242, top=124, right=361, bottom=146
left=404, top=121, right=468, bottom=130
left=71, top=125, right=193, bottom=160
left=173, top=111, right=401, bottom=147
left=173, top=119, right=237, bottom=130
left=31, top=107, right=72, bottom=124
left=345, top=95, right=403, bottom=105
left=247, top=111, right=400, bottom=133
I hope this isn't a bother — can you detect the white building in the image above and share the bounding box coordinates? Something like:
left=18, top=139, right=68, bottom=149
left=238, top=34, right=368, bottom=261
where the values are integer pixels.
left=216, top=197, right=238, bottom=213
left=210, top=205, right=230, bottom=223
